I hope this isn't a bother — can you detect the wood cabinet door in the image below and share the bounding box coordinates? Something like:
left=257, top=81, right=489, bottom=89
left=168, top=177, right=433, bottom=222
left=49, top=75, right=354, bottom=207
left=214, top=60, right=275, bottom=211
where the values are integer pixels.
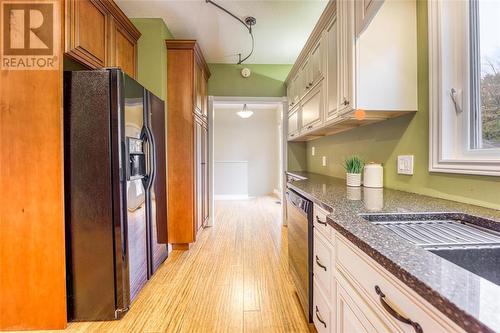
left=201, top=70, right=208, bottom=118
left=201, top=125, right=209, bottom=226
left=109, top=19, right=137, bottom=78
left=65, top=0, right=108, bottom=68
left=194, top=117, right=203, bottom=233
left=194, top=61, right=203, bottom=115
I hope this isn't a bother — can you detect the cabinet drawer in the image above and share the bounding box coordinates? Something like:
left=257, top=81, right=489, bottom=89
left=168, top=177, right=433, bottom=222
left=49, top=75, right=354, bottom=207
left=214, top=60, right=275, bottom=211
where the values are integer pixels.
left=336, top=235, right=465, bottom=333
left=336, top=272, right=394, bottom=333
left=313, top=203, right=332, bottom=241
left=313, top=230, right=333, bottom=299
left=313, top=278, right=333, bottom=333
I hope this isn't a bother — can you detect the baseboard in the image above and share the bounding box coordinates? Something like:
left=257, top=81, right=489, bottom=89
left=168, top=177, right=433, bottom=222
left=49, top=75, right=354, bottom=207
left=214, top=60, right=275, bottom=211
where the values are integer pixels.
left=214, top=194, right=250, bottom=201
left=273, top=188, right=282, bottom=199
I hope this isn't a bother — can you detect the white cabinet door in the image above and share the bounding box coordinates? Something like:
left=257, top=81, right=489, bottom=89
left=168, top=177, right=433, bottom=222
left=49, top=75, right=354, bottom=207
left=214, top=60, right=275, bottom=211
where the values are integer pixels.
left=299, top=59, right=310, bottom=99
left=355, top=0, right=385, bottom=36
left=287, top=83, right=293, bottom=108
left=338, top=0, right=355, bottom=114
left=337, top=274, right=392, bottom=333
left=326, top=18, right=339, bottom=121
left=310, top=39, right=324, bottom=87
left=313, top=278, right=333, bottom=333
left=300, top=84, right=323, bottom=132
left=287, top=108, right=300, bottom=139
left=290, top=73, right=302, bottom=107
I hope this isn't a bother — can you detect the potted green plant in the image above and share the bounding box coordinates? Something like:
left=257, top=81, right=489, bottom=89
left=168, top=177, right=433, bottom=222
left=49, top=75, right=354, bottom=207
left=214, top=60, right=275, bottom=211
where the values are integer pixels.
left=343, top=155, right=364, bottom=187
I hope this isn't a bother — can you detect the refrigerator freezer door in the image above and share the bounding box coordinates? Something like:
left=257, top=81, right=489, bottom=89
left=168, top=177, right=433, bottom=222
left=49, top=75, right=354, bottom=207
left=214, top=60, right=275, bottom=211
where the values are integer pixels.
left=123, top=74, right=149, bottom=302
left=64, top=70, right=118, bottom=321
left=147, top=92, right=168, bottom=275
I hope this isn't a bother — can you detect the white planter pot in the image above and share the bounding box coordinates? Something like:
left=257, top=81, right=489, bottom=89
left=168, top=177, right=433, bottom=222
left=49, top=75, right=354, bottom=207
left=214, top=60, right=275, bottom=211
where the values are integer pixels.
left=346, top=173, right=362, bottom=187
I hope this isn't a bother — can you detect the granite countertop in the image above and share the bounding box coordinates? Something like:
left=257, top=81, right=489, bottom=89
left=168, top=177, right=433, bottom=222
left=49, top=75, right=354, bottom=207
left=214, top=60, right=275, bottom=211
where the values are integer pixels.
left=286, top=171, right=500, bottom=333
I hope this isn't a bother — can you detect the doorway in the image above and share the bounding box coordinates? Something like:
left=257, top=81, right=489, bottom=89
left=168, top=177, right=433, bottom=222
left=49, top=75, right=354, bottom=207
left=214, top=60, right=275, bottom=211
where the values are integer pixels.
left=208, top=97, right=286, bottom=226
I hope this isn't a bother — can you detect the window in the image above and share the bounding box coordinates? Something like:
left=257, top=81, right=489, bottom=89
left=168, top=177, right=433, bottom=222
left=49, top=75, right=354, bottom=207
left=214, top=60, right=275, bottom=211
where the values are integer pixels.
left=429, top=0, right=500, bottom=176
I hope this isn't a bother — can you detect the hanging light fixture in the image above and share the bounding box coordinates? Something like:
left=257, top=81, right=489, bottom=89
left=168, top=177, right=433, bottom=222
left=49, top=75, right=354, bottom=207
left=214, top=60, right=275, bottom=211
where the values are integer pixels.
left=237, top=104, right=254, bottom=119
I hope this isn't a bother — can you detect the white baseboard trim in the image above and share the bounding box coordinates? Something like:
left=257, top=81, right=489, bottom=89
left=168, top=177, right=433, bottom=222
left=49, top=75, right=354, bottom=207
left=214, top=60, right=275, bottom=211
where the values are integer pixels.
left=214, top=194, right=250, bottom=201
left=273, top=188, right=282, bottom=199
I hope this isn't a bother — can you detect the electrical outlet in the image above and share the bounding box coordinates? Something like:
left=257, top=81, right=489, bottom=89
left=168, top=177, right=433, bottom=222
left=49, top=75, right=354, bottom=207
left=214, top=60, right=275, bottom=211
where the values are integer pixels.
left=312, top=147, right=315, bottom=156
left=322, top=156, right=327, bottom=167
left=398, top=155, right=414, bottom=175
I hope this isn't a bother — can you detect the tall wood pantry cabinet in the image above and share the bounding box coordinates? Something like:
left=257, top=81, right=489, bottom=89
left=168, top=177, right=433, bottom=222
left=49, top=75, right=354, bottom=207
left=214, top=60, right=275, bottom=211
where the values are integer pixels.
left=166, top=40, right=210, bottom=250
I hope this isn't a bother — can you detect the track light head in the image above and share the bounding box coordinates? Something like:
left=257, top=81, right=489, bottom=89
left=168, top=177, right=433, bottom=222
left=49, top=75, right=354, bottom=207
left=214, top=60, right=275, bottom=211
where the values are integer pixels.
left=245, top=16, right=256, bottom=27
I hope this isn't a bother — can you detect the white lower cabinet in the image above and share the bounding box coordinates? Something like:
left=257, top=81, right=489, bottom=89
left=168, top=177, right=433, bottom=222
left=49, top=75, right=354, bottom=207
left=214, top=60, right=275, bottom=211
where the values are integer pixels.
left=337, top=273, right=393, bottom=333
left=314, top=278, right=333, bottom=333
left=311, top=222, right=466, bottom=333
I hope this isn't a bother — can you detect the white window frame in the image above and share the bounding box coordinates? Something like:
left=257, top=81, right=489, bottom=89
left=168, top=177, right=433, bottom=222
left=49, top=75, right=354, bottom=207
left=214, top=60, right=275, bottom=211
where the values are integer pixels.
left=429, top=0, right=500, bottom=176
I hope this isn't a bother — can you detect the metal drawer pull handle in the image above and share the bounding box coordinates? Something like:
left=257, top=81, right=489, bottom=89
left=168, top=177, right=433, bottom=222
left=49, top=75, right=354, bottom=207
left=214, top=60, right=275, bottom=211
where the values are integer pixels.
left=316, top=215, right=327, bottom=226
left=307, top=125, right=313, bottom=130
left=315, top=306, right=327, bottom=328
left=375, top=286, right=423, bottom=333
left=315, top=255, right=327, bottom=271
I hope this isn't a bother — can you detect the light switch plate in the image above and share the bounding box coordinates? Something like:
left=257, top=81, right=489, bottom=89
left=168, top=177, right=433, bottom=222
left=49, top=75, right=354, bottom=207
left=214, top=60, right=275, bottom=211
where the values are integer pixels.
left=398, top=155, right=414, bottom=175
left=312, top=147, right=315, bottom=156
left=322, top=156, right=327, bottom=166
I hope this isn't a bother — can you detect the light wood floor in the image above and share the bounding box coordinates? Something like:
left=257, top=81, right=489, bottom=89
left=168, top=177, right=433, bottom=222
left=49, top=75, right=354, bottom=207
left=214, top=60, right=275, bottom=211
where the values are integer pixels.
left=34, top=196, right=310, bottom=333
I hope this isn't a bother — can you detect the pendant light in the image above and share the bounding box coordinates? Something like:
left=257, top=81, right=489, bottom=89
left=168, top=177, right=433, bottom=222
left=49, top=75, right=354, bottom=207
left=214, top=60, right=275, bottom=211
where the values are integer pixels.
left=237, top=104, right=254, bottom=119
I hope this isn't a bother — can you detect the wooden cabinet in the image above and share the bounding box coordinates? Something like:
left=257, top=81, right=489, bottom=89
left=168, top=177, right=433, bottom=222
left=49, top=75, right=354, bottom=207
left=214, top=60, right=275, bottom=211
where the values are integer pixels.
left=64, top=0, right=140, bottom=78
left=166, top=40, right=210, bottom=249
left=108, top=17, right=138, bottom=78
left=65, top=0, right=108, bottom=68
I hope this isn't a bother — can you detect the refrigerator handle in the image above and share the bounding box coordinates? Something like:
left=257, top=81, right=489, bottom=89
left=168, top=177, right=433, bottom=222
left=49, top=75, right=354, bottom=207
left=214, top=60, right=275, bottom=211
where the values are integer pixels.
left=145, top=125, right=156, bottom=190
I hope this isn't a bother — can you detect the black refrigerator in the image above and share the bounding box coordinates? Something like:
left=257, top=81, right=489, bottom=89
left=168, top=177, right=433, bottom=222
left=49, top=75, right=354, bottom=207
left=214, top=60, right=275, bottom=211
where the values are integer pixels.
left=64, top=69, right=168, bottom=321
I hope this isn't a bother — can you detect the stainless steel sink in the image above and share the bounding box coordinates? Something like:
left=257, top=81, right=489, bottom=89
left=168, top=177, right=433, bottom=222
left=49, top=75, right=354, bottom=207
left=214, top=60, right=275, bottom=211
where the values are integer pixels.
left=360, top=212, right=500, bottom=286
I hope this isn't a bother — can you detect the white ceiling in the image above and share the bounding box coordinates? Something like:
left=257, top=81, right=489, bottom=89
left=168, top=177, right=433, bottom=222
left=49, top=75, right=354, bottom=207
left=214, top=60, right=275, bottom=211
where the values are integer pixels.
left=116, top=0, right=328, bottom=64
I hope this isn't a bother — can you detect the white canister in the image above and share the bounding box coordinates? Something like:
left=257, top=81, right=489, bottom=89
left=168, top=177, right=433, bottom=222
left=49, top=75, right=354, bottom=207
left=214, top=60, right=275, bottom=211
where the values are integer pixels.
left=363, top=163, right=383, bottom=188
left=363, top=187, right=384, bottom=211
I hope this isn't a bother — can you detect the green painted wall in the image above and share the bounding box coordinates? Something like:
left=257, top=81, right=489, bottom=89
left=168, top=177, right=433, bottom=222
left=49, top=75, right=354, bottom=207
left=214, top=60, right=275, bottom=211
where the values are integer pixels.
left=131, top=18, right=174, bottom=99
left=303, top=0, right=500, bottom=209
left=208, top=64, right=292, bottom=97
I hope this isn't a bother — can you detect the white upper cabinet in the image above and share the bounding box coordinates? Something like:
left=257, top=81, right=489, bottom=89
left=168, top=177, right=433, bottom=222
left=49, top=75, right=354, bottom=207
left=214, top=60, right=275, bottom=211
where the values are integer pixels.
left=337, top=0, right=355, bottom=115
left=309, top=38, right=325, bottom=87
left=355, top=0, right=417, bottom=111
left=301, top=83, right=323, bottom=132
left=286, top=0, right=417, bottom=142
left=326, top=19, right=338, bottom=121
left=355, top=0, right=384, bottom=36
left=287, top=108, right=300, bottom=139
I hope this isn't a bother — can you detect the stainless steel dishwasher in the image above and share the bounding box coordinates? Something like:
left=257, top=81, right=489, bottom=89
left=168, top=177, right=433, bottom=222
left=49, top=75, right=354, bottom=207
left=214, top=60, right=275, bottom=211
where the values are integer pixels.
left=286, top=188, right=313, bottom=322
